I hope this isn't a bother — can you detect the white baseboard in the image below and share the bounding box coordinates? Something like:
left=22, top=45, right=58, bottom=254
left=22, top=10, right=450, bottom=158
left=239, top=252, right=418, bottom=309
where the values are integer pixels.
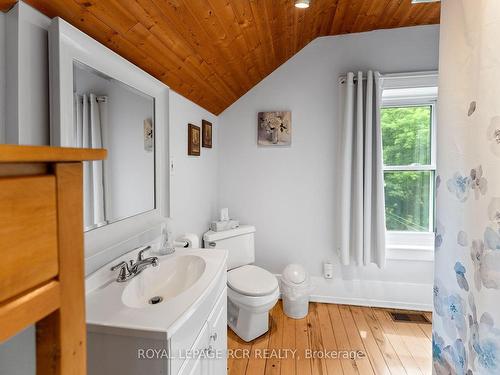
left=278, top=275, right=433, bottom=312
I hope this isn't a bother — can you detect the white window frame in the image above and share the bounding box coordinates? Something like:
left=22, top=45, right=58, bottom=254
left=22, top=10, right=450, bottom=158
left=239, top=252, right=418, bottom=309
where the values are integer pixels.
left=380, top=72, right=438, bottom=262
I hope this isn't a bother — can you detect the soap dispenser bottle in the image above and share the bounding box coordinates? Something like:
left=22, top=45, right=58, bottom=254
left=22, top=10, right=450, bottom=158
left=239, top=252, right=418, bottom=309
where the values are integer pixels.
left=159, top=218, right=174, bottom=255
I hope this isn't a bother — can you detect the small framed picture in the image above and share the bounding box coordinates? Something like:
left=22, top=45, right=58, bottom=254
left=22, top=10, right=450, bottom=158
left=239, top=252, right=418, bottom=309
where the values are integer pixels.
left=202, top=119, right=212, bottom=148
left=188, top=124, right=201, bottom=156
left=258, top=111, right=291, bottom=146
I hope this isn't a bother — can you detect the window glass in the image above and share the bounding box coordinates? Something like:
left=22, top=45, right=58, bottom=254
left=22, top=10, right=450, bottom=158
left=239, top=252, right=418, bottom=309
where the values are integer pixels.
left=381, top=106, right=432, bottom=166
left=381, top=104, right=435, bottom=233
left=384, top=171, right=432, bottom=231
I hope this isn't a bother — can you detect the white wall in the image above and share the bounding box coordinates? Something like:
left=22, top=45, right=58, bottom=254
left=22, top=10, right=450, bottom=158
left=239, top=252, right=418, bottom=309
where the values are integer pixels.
left=169, top=91, right=218, bottom=240
left=218, top=25, right=440, bottom=309
left=0, top=327, right=35, bottom=375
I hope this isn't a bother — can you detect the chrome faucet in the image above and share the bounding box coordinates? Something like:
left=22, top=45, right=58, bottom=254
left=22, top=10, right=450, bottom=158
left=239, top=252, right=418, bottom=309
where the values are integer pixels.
left=110, top=246, right=159, bottom=282
left=131, top=247, right=159, bottom=274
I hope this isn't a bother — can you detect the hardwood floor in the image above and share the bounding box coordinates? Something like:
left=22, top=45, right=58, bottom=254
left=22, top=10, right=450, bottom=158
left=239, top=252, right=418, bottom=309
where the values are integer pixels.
left=227, top=301, right=432, bottom=375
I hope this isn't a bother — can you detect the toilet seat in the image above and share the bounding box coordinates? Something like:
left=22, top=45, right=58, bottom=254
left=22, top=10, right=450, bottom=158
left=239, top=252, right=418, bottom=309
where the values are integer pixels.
left=227, top=285, right=280, bottom=310
left=227, top=265, right=278, bottom=297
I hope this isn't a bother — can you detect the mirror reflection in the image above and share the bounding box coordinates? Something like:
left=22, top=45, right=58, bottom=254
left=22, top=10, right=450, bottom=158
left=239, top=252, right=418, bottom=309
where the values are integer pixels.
left=73, top=62, right=155, bottom=231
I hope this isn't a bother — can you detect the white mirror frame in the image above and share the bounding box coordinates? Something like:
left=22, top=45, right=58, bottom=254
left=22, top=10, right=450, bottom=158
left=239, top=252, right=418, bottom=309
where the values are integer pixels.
left=48, top=17, right=170, bottom=270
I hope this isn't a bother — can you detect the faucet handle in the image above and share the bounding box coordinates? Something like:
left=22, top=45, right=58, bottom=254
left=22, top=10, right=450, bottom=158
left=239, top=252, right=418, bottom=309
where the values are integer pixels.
left=136, top=245, right=152, bottom=262
left=111, top=260, right=129, bottom=272
left=110, top=261, right=131, bottom=282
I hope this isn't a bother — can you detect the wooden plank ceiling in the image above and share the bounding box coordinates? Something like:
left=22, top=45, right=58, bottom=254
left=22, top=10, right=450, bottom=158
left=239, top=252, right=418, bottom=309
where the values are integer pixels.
left=0, top=0, right=440, bottom=115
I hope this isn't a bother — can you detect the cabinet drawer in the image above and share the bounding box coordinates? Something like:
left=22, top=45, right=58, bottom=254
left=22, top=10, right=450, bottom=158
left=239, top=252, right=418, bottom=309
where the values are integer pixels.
left=0, top=175, right=58, bottom=302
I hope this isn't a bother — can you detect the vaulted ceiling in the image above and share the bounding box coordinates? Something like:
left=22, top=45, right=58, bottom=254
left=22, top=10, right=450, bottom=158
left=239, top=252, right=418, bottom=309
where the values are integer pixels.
left=1, top=0, right=440, bottom=114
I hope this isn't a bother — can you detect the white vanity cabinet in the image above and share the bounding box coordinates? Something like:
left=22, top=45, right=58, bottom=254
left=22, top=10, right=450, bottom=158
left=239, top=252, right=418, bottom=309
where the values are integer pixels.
left=88, top=285, right=227, bottom=375
left=86, top=249, right=228, bottom=375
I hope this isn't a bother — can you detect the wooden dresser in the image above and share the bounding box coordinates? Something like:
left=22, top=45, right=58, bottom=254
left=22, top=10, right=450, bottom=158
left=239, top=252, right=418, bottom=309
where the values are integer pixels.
left=0, top=145, right=106, bottom=374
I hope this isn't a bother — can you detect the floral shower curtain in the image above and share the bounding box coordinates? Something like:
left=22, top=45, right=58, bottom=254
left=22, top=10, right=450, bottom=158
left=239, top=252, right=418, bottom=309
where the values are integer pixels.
left=433, top=1, right=500, bottom=374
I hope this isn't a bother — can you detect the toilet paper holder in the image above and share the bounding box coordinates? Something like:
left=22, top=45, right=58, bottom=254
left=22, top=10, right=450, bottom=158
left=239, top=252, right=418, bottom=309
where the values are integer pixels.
left=175, top=233, right=200, bottom=249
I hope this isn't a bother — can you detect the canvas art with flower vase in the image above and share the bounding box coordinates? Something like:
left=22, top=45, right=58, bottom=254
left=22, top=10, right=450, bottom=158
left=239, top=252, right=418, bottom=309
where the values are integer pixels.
left=258, top=111, right=291, bottom=146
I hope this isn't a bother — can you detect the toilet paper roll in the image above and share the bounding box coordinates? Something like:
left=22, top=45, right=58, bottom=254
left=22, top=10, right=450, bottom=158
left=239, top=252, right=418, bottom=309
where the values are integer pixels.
left=176, top=233, right=200, bottom=248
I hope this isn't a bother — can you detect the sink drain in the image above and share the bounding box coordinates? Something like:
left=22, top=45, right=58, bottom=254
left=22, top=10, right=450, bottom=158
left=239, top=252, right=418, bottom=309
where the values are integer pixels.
left=148, top=296, right=163, bottom=305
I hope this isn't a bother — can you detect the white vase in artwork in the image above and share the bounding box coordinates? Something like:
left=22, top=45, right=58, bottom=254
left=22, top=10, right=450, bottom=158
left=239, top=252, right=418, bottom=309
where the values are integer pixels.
left=271, top=128, right=279, bottom=144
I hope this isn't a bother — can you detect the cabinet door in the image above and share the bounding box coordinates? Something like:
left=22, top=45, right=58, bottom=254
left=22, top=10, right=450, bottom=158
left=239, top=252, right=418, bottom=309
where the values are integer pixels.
left=178, top=288, right=227, bottom=375
left=207, top=288, right=227, bottom=375
left=178, top=322, right=209, bottom=375
left=187, top=356, right=203, bottom=375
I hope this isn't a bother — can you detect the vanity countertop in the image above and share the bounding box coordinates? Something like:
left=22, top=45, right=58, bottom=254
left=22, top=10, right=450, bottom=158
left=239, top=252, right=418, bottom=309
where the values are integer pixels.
left=85, top=247, right=227, bottom=340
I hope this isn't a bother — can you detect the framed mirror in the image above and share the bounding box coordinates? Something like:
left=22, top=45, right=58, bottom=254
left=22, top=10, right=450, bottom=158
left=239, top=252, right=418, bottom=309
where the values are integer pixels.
left=49, top=17, right=170, bottom=264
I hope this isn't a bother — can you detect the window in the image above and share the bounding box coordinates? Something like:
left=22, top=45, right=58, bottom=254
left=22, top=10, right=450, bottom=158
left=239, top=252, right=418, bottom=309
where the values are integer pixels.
left=380, top=73, right=438, bottom=260
left=381, top=104, right=435, bottom=232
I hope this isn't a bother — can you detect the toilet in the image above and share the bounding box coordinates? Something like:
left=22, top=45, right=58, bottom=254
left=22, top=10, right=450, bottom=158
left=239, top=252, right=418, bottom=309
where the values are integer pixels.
left=203, top=225, right=279, bottom=342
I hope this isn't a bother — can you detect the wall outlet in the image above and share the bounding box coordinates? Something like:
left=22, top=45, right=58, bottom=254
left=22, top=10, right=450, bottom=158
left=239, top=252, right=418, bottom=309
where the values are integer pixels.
left=323, top=262, right=333, bottom=279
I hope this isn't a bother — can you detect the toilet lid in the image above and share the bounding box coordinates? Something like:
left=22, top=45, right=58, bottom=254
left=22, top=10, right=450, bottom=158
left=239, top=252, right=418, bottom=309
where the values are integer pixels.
left=228, top=265, right=278, bottom=297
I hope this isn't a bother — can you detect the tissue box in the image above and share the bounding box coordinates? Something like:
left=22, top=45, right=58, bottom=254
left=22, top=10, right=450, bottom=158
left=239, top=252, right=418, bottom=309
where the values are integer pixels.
left=210, top=220, right=239, bottom=232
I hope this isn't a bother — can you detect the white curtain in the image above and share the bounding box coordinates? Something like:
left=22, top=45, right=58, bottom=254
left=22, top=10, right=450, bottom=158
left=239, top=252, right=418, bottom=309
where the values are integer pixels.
left=74, top=93, right=107, bottom=230
left=339, top=71, right=386, bottom=268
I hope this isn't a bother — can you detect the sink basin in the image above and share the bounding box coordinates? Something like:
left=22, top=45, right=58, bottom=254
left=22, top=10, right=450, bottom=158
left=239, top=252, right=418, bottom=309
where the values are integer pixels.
left=85, top=248, right=227, bottom=337
left=122, top=255, right=206, bottom=308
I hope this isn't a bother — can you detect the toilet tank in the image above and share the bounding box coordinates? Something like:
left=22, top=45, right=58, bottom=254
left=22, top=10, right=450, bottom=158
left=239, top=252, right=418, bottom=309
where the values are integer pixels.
left=203, top=225, right=255, bottom=270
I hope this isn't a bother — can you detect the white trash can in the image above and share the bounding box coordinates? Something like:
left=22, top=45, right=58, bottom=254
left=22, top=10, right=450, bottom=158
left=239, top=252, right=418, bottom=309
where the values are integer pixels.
left=280, top=264, right=311, bottom=319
